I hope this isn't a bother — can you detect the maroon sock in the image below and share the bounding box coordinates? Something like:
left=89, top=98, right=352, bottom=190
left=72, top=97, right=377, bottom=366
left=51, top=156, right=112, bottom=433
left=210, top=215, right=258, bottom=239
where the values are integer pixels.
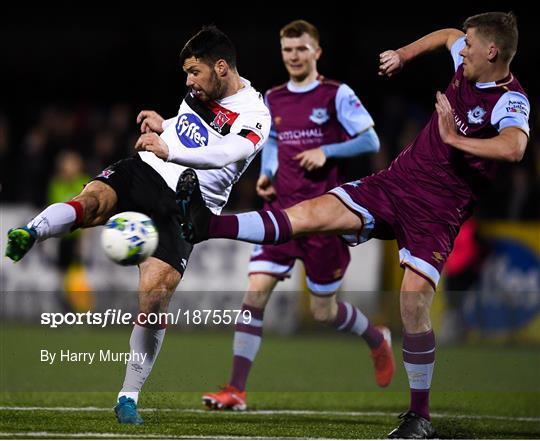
left=403, top=330, right=436, bottom=420
left=229, top=304, right=265, bottom=391
left=208, top=210, right=292, bottom=244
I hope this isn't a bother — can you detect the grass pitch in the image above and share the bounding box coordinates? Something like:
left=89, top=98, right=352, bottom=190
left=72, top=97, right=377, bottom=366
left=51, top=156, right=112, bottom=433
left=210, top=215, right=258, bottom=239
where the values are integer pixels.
left=1, top=325, right=539, bottom=438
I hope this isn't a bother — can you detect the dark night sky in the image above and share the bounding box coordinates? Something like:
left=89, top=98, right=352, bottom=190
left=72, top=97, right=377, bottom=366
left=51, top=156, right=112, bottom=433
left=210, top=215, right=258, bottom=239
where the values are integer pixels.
left=1, top=4, right=537, bottom=213
left=2, top=4, right=538, bottom=116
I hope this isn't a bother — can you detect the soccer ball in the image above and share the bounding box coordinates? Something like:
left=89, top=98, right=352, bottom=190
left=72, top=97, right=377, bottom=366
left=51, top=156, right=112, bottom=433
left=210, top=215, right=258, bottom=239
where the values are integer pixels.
left=101, top=212, right=158, bottom=265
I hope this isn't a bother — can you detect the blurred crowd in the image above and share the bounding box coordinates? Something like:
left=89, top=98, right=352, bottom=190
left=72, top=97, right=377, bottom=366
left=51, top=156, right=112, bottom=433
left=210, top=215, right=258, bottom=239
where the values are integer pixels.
left=0, top=96, right=538, bottom=218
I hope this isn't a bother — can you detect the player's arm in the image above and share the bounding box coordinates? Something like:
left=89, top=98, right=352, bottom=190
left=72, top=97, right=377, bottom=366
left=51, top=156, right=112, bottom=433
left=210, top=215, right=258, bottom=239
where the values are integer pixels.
left=135, top=132, right=258, bottom=169
left=379, top=28, right=464, bottom=77
left=322, top=127, right=380, bottom=158
left=436, top=91, right=528, bottom=162
left=256, top=136, right=278, bottom=202
left=294, top=128, right=380, bottom=171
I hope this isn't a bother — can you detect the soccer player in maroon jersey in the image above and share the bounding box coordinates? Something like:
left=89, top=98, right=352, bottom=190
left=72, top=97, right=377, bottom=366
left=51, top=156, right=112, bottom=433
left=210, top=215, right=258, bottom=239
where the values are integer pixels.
left=177, top=12, right=529, bottom=438
left=202, top=20, right=394, bottom=412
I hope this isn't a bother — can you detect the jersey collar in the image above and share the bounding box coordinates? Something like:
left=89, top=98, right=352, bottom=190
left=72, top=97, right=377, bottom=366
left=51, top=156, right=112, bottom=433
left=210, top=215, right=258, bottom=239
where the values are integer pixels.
left=476, top=73, right=513, bottom=89
left=287, top=79, right=320, bottom=93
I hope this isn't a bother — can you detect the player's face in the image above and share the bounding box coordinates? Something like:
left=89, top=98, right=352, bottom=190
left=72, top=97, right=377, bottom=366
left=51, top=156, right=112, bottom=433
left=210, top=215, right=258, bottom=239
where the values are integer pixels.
left=183, top=57, right=224, bottom=102
left=280, top=33, right=321, bottom=82
left=460, top=28, right=492, bottom=82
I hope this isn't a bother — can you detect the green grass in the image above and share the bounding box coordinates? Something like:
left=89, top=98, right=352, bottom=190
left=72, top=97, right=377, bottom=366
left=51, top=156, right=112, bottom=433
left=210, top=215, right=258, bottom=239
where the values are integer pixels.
left=1, top=325, right=539, bottom=438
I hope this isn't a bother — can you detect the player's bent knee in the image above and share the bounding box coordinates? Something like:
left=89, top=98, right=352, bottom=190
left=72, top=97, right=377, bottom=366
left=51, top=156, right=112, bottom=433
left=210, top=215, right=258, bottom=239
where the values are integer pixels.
left=309, top=299, right=336, bottom=324
left=244, top=290, right=270, bottom=309
left=139, top=258, right=182, bottom=294
left=75, top=181, right=118, bottom=226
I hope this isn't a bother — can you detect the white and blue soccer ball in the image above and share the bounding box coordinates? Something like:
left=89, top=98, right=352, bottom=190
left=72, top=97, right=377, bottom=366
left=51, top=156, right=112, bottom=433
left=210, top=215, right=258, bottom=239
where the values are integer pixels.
left=101, top=212, right=158, bottom=265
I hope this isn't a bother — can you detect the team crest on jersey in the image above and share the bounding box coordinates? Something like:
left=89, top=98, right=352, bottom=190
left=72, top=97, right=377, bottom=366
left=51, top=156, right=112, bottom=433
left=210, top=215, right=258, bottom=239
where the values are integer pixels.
left=309, top=108, right=329, bottom=125
left=348, top=93, right=362, bottom=108
left=467, top=106, right=486, bottom=124
left=210, top=111, right=230, bottom=133
left=98, top=168, right=115, bottom=179
left=176, top=113, right=208, bottom=148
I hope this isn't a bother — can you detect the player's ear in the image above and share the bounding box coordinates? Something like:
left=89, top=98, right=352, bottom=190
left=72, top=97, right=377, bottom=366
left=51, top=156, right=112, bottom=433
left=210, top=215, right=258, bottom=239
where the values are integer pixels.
left=315, top=46, right=322, bottom=61
left=487, top=43, right=498, bottom=63
left=215, top=59, right=229, bottom=77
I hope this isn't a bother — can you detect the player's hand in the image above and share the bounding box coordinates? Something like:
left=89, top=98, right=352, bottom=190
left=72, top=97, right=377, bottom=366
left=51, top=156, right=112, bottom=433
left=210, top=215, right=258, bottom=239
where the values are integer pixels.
left=435, top=91, right=459, bottom=145
left=256, top=175, right=276, bottom=202
left=134, top=133, right=170, bottom=160
left=379, top=49, right=405, bottom=77
left=137, top=110, right=165, bottom=134
left=293, top=147, right=326, bottom=171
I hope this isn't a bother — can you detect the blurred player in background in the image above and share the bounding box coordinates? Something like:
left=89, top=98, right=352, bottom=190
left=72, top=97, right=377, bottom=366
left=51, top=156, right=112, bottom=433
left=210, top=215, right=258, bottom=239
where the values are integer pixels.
left=202, top=20, right=394, bottom=412
left=177, top=12, right=529, bottom=438
left=5, top=26, right=270, bottom=425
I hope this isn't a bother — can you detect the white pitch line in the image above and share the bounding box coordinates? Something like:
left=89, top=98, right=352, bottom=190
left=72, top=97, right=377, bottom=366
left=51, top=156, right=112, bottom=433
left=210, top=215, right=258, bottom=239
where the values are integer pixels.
left=0, top=432, right=319, bottom=440
left=0, top=406, right=538, bottom=423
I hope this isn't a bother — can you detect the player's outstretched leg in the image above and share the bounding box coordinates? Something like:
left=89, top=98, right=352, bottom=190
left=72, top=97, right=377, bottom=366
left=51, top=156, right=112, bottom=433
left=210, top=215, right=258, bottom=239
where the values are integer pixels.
left=5, top=201, right=84, bottom=262
left=177, top=168, right=293, bottom=246
left=5, top=181, right=117, bottom=262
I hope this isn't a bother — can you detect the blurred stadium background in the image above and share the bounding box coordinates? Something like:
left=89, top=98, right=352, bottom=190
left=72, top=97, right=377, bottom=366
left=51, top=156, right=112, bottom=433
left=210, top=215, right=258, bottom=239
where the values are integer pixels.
left=1, top=5, right=539, bottom=439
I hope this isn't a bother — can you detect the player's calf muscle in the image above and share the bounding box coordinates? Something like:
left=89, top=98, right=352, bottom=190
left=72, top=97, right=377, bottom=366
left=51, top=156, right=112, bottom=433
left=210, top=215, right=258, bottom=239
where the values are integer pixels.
left=287, top=195, right=360, bottom=235
left=75, top=181, right=117, bottom=226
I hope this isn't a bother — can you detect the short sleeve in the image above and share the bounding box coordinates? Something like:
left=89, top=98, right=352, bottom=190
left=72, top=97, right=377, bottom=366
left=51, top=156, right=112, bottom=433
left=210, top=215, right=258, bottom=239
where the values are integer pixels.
left=230, top=108, right=271, bottom=151
left=450, top=37, right=466, bottom=71
left=491, top=91, right=530, bottom=136
left=335, top=84, right=374, bottom=137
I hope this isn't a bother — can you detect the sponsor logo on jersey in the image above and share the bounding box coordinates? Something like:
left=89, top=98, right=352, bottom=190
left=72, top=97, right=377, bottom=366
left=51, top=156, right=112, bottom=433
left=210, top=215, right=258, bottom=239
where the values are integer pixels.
left=453, top=114, right=469, bottom=135
left=209, top=111, right=230, bottom=134
left=176, top=113, right=208, bottom=148
left=278, top=128, right=324, bottom=141
left=467, top=105, right=486, bottom=124
left=506, top=99, right=528, bottom=117
left=309, top=108, right=329, bottom=125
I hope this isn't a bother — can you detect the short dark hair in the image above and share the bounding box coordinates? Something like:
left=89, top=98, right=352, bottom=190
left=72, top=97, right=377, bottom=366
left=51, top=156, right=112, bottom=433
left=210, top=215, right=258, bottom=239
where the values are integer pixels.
left=180, top=25, right=237, bottom=68
left=280, top=19, right=320, bottom=45
left=464, top=12, right=518, bottom=63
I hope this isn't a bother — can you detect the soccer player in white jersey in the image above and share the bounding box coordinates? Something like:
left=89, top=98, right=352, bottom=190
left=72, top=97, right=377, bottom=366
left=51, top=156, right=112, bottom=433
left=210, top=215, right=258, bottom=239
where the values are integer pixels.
left=5, top=25, right=270, bottom=425
left=202, top=20, right=394, bottom=412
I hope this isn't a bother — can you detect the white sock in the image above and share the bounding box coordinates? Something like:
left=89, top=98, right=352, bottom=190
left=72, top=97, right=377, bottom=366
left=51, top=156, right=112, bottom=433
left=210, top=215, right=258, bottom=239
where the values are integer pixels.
left=27, top=203, right=78, bottom=240
left=118, top=324, right=165, bottom=404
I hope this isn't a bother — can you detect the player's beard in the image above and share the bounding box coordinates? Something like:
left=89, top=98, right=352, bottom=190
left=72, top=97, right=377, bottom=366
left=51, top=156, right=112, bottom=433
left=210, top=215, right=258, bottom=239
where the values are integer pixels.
left=200, top=71, right=224, bottom=102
